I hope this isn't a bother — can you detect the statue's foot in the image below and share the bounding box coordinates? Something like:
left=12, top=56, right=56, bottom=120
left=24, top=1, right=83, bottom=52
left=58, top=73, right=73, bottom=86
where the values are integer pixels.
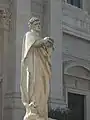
left=24, top=112, right=43, bottom=120
left=24, top=113, right=48, bottom=120
left=48, top=118, right=56, bottom=120
left=24, top=113, right=37, bottom=120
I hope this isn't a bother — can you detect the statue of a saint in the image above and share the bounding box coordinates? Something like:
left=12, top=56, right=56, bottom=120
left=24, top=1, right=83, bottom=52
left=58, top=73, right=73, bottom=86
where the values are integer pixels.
left=20, top=17, right=54, bottom=120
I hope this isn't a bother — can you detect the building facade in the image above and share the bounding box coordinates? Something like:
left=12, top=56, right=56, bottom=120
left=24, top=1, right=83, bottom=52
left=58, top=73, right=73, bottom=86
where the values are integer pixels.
left=0, top=0, right=90, bottom=120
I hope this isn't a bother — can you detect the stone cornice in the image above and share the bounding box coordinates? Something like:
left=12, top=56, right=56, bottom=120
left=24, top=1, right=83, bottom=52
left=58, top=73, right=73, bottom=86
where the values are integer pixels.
left=62, top=2, right=90, bottom=41
left=63, top=22, right=90, bottom=41
left=63, top=52, right=90, bottom=64
left=64, top=73, right=90, bottom=82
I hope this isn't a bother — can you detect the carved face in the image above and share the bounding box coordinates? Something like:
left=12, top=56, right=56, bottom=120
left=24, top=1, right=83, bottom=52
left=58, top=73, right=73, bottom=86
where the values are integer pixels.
left=32, top=20, right=41, bottom=32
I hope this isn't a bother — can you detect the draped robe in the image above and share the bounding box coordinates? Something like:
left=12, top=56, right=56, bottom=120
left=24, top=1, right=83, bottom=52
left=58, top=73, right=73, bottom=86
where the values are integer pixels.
left=20, top=31, right=53, bottom=120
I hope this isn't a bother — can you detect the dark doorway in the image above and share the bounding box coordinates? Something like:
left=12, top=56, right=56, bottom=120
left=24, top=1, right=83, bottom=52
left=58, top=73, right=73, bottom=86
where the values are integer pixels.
left=68, top=92, right=84, bottom=120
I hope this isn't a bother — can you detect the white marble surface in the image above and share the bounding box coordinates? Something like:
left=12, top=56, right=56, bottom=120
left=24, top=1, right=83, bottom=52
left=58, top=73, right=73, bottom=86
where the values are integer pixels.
left=21, top=17, right=54, bottom=120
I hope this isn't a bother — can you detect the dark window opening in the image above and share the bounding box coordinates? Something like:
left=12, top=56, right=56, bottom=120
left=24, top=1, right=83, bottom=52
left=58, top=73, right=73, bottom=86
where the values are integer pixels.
left=67, top=0, right=82, bottom=8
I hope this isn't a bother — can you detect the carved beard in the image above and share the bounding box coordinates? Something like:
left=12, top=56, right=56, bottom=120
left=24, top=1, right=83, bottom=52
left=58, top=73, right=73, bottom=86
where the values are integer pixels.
left=32, top=25, right=41, bottom=33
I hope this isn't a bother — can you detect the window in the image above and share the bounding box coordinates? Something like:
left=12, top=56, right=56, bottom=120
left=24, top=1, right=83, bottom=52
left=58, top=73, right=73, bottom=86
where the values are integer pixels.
left=67, top=0, right=82, bottom=8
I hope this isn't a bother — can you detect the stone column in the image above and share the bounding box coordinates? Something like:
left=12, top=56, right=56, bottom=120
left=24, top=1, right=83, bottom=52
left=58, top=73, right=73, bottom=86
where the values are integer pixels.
left=13, top=0, right=32, bottom=120
left=2, top=0, right=32, bottom=120
left=3, top=1, right=18, bottom=119
left=0, top=7, right=10, bottom=120
left=50, top=0, right=64, bottom=108
left=0, top=9, right=7, bottom=120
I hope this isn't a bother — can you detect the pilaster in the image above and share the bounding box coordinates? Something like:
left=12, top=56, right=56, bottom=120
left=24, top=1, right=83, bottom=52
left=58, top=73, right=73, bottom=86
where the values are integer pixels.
left=0, top=5, right=10, bottom=120
left=50, top=0, right=64, bottom=108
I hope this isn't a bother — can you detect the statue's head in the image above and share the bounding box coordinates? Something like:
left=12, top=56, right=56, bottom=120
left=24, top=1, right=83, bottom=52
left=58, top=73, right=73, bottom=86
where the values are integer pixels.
left=28, top=17, right=41, bottom=32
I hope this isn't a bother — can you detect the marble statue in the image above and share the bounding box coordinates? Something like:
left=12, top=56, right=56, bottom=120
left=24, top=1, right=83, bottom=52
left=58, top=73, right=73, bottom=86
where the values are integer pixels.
left=20, top=17, right=54, bottom=120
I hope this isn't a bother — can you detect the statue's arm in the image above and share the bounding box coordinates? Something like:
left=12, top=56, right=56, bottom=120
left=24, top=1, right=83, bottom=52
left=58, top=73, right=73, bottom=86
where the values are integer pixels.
left=33, top=39, right=44, bottom=46
left=33, top=37, right=54, bottom=49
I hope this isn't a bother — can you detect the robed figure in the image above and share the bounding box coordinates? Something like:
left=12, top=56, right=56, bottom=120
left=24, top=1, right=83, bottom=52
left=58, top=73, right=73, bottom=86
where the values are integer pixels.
left=20, top=17, right=54, bottom=120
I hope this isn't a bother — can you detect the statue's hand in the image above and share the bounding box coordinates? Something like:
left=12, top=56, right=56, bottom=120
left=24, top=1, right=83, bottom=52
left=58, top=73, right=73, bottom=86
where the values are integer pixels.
left=44, top=37, right=54, bottom=44
left=43, top=37, right=54, bottom=48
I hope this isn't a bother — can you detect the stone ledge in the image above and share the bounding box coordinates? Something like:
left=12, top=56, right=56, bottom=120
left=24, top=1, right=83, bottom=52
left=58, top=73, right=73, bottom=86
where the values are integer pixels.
left=63, top=52, right=90, bottom=65
left=4, top=92, right=24, bottom=110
